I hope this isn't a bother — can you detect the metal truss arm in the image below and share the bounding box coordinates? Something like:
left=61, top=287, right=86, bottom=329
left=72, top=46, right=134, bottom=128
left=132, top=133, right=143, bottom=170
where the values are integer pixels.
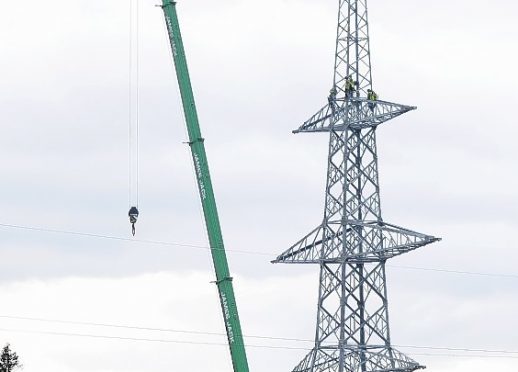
left=274, top=221, right=440, bottom=264
left=294, top=99, right=416, bottom=134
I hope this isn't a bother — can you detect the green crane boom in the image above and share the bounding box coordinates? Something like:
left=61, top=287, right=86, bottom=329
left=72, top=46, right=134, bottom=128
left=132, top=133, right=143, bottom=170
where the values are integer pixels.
left=160, top=2, right=250, bottom=371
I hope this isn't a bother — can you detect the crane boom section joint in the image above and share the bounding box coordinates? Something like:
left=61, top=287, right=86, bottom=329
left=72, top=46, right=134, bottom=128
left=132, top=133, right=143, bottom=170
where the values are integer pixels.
left=160, top=2, right=250, bottom=372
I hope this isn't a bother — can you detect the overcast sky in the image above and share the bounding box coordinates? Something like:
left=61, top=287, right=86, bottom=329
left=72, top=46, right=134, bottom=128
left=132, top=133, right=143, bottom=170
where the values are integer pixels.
left=1, top=0, right=517, bottom=371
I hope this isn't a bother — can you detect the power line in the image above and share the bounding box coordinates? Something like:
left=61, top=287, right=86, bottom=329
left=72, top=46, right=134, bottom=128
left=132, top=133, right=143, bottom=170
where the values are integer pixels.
left=0, top=222, right=270, bottom=256
left=0, top=327, right=307, bottom=351
left=1, top=222, right=517, bottom=280
left=2, top=315, right=518, bottom=357
left=397, top=344, right=518, bottom=356
left=0, top=314, right=310, bottom=343
left=387, top=264, right=518, bottom=279
left=1, top=326, right=518, bottom=360
left=405, top=352, right=518, bottom=360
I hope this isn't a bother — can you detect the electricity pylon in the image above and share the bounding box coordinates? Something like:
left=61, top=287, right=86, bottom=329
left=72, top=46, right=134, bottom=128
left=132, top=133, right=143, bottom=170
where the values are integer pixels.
left=273, top=1, right=440, bottom=371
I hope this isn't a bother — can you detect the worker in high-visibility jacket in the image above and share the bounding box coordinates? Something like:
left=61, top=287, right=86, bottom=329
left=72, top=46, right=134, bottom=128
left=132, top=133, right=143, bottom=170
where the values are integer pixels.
left=367, top=89, right=378, bottom=101
left=345, top=76, right=356, bottom=97
left=328, top=87, right=337, bottom=103
left=328, top=87, right=337, bottom=113
left=367, top=89, right=378, bottom=111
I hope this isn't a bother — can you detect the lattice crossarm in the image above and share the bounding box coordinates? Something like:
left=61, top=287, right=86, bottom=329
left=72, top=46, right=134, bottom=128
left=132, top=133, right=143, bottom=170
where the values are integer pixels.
left=272, top=224, right=325, bottom=263
left=294, top=104, right=336, bottom=134
left=295, top=99, right=416, bottom=133
left=346, top=99, right=416, bottom=130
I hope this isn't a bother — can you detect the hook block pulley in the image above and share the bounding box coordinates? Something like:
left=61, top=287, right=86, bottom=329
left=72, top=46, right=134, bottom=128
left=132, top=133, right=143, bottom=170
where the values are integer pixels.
left=128, top=206, right=139, bottom=236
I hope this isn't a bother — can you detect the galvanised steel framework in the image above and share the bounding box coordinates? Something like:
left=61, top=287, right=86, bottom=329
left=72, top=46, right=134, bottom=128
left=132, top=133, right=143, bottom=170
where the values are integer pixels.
left=273, top=1, right=440, bottom=371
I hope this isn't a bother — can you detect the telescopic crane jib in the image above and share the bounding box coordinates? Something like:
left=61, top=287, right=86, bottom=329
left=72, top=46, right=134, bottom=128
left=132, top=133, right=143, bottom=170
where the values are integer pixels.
left=159, top=2, right=250, bottom=372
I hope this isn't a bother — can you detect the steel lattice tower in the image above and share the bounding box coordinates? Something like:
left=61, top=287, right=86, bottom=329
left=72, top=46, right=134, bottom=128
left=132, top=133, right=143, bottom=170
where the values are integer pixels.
left=273, top=1, right=440, bottom=371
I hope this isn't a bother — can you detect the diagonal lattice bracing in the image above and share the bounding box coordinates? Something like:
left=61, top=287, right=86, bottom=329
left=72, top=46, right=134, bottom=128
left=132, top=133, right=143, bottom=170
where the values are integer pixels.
left=334, top=0, right=373, bottom=98
left=273, top=222, right=439, bottom=264
left=274, top=1, right=440, bottom=371
left=293, top=347, right=424, bottom=372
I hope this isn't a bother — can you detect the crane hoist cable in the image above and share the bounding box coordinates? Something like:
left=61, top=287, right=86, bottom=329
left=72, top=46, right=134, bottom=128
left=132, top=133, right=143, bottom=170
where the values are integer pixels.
left=128, top=0, right=140, bottom=236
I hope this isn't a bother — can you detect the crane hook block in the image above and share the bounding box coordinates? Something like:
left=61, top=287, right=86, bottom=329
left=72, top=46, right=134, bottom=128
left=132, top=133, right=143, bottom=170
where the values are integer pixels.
left=128, top=206, right=139, bottom=236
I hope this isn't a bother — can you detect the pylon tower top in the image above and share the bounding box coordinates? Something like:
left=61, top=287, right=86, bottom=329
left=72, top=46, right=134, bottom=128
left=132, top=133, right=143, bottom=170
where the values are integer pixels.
left=273, top=1, right=440, bottom=371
